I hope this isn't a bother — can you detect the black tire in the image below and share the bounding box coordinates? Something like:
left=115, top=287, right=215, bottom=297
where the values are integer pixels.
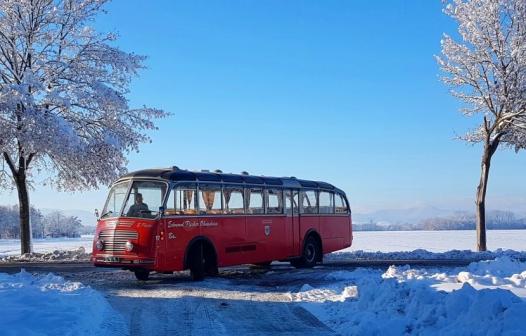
left=134, top=269, right=150, bottom=281
left=205, top=259, right=219, bottom=276
left=189, top=245, right=206, bottom=281
left=291, top=236, right=320, bottom=268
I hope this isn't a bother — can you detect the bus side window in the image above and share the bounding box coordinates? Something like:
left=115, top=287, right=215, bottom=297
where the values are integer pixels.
left=285, top=190, right=296, bottom=215
left=224, top=186, right=244, bottom=214
left=301, top=190, right=318, bottom=214
left=166, top=184, right=197, bottom=215
left=266, top=189, right=283, bottom=214
left=199, top=184, right=223, bottom=215
left=335, top=193, right=348, bottom=214
left=319, top=191, right=334, bottom=214
left=246, top=188, right=264, bottom=214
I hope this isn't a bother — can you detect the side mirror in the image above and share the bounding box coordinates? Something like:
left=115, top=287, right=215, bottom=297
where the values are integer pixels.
left=158, top=206, right=165, bottom=217
left=94, top=208, right=100, bottom=218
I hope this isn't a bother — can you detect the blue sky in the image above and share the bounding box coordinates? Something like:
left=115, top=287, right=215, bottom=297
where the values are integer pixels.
left=3, top=0, right=526, bottom=214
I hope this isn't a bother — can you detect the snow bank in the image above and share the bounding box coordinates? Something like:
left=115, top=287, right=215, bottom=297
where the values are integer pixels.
left=327, top=248, right=526, bottom=262
left=0, top=236, right=93, bottom=257
left=0, top=247, right=90, bottom=263
left=0, top=271, right=127, bottom=336
left=293, top=258, right=526, bottom=335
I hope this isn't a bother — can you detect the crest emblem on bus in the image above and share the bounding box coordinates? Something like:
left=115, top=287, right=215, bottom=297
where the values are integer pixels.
left=264, top=225, right=271, bottom=237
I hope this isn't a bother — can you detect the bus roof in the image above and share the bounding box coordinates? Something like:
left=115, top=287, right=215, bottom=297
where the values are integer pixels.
left=119, top=168, right=344, bottom=192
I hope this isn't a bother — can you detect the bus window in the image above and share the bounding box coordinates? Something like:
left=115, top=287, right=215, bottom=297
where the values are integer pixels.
left=122, top=181, right=167, bottom=218
left=101, top=181, right=129, bottom=218
left=319, top=191, right=334, bottom=214
left=266, top=189, right=283, bottom=214
left=246, top=188, right=264, bottom=214
left=335, top=193, right=348, bottom=214
left=224, top=186, right=244, bottom=214
left=198, top=184, right=223, bottom=214
left=301, top=190, right=318, bottom=214
left=284, top=190, right=298, bottom=215
left=166, top=183, right=197, bottom=215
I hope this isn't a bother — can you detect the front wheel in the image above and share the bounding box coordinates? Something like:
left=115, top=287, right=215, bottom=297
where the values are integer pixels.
left=133, top=269, right=150, bottom=281
left=291, top=236, right=320, bottom=268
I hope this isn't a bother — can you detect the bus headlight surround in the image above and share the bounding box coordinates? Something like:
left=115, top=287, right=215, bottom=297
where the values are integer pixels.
left=95, top=239, right=104, bottom=251
left=125, top=241, right=134, bottom=252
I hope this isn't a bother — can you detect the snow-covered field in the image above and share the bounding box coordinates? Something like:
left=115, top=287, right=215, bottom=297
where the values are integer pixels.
left=2, top=230, right=526, bottom=335
left=0, top=235, right=94, bottom=256
left=346, top=230, right=526, bottom=252
left=1, top=230, right=525, bottom=258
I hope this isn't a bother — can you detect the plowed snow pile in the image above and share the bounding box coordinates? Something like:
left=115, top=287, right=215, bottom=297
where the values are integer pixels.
left=0, top=247, right=90, bottom=263
left=292, top=257, right=526, bottom=335
left=0, top=271, right=127, bottom=336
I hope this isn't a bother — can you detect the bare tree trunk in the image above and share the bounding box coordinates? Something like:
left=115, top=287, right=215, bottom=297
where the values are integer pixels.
left=3, top=152, right=33, bottom=254
left=15, top=171, right=32, bottom=254
left=475, top=137, right=499, bottom=252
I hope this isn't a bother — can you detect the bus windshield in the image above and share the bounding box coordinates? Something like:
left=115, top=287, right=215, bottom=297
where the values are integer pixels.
left=101, top=181, right=130, bottom=219
left=122, top=181, right=167, bottom=219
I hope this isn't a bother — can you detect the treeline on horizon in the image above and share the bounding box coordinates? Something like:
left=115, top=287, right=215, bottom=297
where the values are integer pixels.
left=0, top=206, right=89, bottom=239
left=355, top=210, right=526, bottom=231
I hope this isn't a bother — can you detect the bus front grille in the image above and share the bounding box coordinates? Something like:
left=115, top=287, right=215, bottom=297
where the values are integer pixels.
left=99, top=230, right=138, bottom=253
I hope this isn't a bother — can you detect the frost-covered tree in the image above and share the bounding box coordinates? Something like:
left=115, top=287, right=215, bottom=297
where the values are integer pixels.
left=43, top=211, right=82, bottom=238
left=0, top=0, right=167, bottom=253
left=437, top=0, right=526, bottom=251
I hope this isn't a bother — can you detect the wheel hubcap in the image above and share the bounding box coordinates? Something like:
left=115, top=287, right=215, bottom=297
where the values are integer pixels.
left=306, top=244, right=315, bottom=262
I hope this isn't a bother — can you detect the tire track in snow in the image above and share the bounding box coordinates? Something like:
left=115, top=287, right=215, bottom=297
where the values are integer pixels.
left=104, top=279, right=337, bottom=336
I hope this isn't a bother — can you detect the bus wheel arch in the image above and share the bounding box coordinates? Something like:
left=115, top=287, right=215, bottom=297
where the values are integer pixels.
left=292, top=230, right=322, bottom=268
left=184, top=237, right=218, bottom=280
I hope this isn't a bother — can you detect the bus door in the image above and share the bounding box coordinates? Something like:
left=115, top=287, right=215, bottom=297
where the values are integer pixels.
left=285, top=189, right=300, bottom=257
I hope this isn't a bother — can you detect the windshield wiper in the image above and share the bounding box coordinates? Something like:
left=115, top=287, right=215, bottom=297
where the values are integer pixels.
left=100, top=210, right=113, bottom=219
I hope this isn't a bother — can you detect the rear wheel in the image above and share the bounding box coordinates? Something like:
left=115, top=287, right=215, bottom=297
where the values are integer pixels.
left=291, top=236, right=320, bottom=268
left=133, top=269, right=150, bottom=281
left=189, top=247, right=205, bottom=281
left=188, top=242, right=218, bottom=281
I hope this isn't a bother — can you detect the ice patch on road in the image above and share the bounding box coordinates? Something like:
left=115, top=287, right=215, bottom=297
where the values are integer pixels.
left=0, top=270, right=128, bottom=336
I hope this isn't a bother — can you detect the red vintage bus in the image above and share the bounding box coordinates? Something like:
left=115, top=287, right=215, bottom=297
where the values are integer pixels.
left=92, top=167, right=352, bottom=280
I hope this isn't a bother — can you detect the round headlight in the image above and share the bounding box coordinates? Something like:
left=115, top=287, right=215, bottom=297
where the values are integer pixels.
left=125, top=241, right=134, bottom=252
left=95, top=239, right=104, bottom=251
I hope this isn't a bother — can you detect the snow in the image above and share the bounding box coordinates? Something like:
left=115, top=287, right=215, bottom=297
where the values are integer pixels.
left=0, top=270, right=127, bottom=336
left=347, top=230, right=526, bottom=252
left=1, top=230, right=525, bottom=259
left=1, top=230, right=526, bottom=334
left=0, top=235, right=93, bottom=262
left=0, top=246, right=90, bottom=263
left=292, top=258, right=526, bottom=335
left=327, top=248, right=526, bottom=263
left=0, top=235, right=94, bottom=256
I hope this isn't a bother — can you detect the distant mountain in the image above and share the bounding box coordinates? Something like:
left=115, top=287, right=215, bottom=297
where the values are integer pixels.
left=353, top=205, right=526, bottom=231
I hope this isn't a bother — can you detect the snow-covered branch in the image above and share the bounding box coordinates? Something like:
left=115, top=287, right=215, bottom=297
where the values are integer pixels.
left=0, top=0, right=169, bottom=191
left=437, top=0, right=526, bottom=148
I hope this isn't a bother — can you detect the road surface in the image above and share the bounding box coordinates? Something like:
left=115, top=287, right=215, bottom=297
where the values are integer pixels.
left=0, top=259, right=479, bottom=336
